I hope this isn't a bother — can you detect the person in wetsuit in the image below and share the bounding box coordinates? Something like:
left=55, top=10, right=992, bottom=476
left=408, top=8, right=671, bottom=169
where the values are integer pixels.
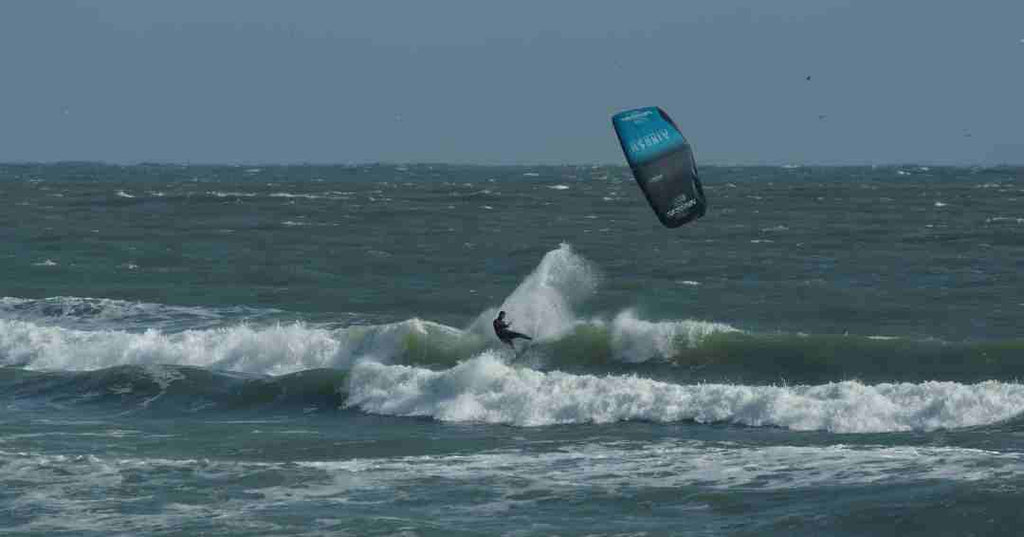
left=493, top=310, right=532, bottom=352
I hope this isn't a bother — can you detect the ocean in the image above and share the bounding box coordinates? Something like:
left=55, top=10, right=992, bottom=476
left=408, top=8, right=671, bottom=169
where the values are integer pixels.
left=1, top=162, right=1022, bottom=536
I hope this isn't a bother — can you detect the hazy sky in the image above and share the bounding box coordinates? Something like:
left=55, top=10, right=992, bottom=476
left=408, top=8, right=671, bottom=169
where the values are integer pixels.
left=2, top=1, right=1022, bottom=165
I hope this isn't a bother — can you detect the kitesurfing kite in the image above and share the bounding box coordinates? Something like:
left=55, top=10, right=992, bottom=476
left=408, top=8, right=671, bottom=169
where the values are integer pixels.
left=611, top=107, right=706, bottom=228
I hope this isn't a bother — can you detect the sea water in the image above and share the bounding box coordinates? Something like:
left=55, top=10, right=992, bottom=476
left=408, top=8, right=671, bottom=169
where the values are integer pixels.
left=1, top=163, right=1022, bottom=535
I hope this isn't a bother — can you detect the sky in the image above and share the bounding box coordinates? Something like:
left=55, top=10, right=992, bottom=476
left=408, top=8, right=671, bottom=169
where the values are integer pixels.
left=1, top=0, right=1022, bottom=165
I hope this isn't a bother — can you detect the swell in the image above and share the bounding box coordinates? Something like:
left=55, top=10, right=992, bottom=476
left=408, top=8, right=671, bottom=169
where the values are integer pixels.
left=2, top=313, right=1023, bottom=386
left=5, top=243, right=1020, bottom=386
left=6, top=356, right=1024, bottom=434
left=5, top=335, right=1024, bottom=433
left=0, top=365, right=348, bottom=415
left=547, top=325, right=1024, bottom=385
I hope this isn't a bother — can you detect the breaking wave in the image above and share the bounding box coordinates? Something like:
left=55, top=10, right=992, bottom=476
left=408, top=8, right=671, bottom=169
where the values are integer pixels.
left=3, top=244, right=1023, bottom=431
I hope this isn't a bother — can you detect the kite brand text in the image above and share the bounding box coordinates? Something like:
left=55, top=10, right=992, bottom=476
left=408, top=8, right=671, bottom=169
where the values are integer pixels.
left=666, top=197, right=697, bottom=217
left=629, top=129, right=672, bottom=155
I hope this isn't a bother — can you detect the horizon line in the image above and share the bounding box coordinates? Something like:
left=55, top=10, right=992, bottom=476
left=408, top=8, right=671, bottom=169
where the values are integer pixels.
left=2, top=159, right=1022, bottom=169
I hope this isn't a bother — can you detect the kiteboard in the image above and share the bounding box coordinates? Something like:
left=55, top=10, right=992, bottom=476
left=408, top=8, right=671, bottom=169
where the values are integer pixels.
left=611, top=107, right=706, bottom=228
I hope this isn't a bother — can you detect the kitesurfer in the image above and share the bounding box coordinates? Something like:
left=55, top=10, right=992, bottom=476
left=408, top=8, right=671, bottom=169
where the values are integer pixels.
left=493, top=311, right=532, bottom=351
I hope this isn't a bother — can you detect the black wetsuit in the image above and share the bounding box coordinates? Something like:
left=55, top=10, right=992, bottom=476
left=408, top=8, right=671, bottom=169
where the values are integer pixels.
left=493, top=317, right=531, bottom=345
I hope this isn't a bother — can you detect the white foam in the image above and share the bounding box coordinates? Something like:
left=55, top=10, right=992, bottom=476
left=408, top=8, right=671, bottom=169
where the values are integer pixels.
left=0, top=450, right=284, bottom=533
left=4, top=439, right=1023, bottom=535
left=467, top=243, right=598, bottom=342
left=347, top=354, right=1024, bottom=432
left=548, top=185, right=570, bottom=190
left=281, top=220, right=337, bottom=227
left=986, top=216, right=1024, bottom=224
left=268, top=192, right=343, bottom=200
left=0, top=317, right=464, bottom=376
left=206, top=191, right=257, bottom=198
left=608, top=309, right=738, bottom=363
left=301, top=441, right=1024, bottom=493
left=207, top=191, right=355, bottom=201
left=0, top=296, right=232, bottom=330
left=1, top=280, right=736, bottom=375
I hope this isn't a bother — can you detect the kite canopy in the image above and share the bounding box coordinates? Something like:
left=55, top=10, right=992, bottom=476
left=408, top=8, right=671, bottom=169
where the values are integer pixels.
left=611, top=107, right=706, bottom=228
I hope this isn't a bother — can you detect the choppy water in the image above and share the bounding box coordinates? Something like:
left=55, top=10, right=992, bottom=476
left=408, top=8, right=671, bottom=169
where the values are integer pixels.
left=1, top=163, right=1022, bottom=535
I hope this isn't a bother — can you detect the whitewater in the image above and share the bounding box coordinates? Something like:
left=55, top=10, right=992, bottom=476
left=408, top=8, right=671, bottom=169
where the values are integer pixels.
left=6, top=245, right=1022, bottom=434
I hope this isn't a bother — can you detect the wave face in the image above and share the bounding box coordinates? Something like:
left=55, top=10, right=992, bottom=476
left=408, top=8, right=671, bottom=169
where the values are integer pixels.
left=3, top=244, right=1024, bottom=430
